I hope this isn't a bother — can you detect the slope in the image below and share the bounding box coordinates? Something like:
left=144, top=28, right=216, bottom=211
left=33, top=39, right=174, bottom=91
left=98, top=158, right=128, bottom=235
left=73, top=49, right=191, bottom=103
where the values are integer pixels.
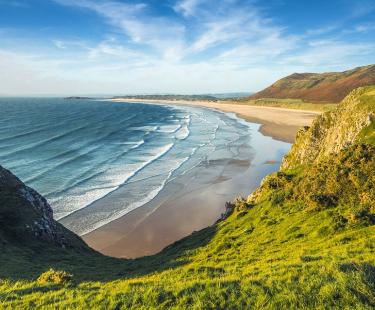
left=0, top=87, right=374, bottom=308
left=250, top=64, right=375, bottom=103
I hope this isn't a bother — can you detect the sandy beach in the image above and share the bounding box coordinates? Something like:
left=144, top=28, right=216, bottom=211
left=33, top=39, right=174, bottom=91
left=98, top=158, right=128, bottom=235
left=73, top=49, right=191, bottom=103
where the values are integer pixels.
left=83, top=101, right=318, bottom=258
left=110, top=99, right=320, bottom=143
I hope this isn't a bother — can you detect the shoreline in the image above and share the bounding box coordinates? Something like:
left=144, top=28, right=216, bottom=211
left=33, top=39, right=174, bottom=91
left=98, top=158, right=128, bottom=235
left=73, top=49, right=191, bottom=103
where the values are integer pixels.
left=109, top=99, right=319, bottom=143
left=82, top=103, right=304, bottom=258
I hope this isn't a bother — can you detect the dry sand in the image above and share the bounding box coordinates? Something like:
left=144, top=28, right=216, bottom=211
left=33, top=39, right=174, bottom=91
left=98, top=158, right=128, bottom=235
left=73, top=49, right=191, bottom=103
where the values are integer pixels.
left=110, top=99, right=320, bottom=143
left=83, top=99, right=319, bottom=258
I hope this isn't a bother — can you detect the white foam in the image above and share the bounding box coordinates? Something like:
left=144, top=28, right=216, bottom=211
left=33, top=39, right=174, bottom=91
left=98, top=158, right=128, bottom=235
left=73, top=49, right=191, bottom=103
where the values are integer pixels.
left=130, top=125, right=158, bottom=132
left=157, top=124, right=182, bottom=133
left=55, top=143, right=174, bottom=220
left=175, top=125, right=190, bottom=140
left=76, top=155, right=191, bottom=235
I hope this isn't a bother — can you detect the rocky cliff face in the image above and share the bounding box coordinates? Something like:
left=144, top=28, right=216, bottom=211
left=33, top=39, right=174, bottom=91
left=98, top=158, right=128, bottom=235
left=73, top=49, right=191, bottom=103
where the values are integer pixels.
left=0, top=165, right=88, bottom=250
left=282, top=86, right=375, bottom=169
left=248, top=86, right=375, bottom=211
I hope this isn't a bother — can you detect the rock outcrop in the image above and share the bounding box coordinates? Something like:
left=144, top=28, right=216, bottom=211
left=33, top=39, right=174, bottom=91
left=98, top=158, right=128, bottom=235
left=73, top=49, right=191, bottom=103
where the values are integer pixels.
left=0, top=165, right=88, bottom=250
left=282, top=86, right=375, bottom=169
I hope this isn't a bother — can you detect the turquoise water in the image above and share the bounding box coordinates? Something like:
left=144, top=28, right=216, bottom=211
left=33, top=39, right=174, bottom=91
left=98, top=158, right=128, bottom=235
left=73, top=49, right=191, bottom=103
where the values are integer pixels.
left=0, top=98, right=290, bottom=235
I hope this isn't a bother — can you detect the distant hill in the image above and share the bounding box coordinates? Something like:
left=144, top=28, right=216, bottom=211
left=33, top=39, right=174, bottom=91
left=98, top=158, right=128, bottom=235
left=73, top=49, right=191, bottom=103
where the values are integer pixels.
left=250, top=64, right=375, bottom=103
left=112, top=93, right=252, bottom=101
left=206, top=92, right=252, bottom=99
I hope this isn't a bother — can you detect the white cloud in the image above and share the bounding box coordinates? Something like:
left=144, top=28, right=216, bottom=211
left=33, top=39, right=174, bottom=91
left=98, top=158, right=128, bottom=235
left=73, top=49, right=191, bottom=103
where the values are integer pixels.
left=54, top=0, right=186, bottom=60
left=350, top=23, right=375, bottom=33
left=280, top=40, right=375, bottom=70
left=53, top=40, right=66, bottom=49
left=174, top=0, right=201, bottom=17
left=1, top=0, right=374, bottom=95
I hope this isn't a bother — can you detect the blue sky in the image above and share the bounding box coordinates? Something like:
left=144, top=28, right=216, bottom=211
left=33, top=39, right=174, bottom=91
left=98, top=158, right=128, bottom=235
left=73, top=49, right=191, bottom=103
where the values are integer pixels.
left=0, top=0, right=374, bottom=95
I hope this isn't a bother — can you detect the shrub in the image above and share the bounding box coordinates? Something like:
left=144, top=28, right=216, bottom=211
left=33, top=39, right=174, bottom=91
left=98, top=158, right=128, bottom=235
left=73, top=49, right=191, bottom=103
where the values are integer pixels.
left=244, top=225, right=255, bottom=234
left=269, top=189, right=291, bottom=205
left=308, top=194, right=338, bottom=210
left=266, top=172, right=293, bottom=190
left=332, top=213, right=348, bottom=231
left=348, top=205, right=375, bottom=226
left=37, top=268, right=73, bottom=285
left=233, top=197, right=251, bottom=212
left=300, top=255, right=323, bottom=262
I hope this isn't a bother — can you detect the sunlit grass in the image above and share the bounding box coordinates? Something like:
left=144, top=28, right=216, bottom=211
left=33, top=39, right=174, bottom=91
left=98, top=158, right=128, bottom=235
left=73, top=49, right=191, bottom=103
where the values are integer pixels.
left=0, top=87, right=374, bottom=309
left=229, top=97, right=337, bottom=112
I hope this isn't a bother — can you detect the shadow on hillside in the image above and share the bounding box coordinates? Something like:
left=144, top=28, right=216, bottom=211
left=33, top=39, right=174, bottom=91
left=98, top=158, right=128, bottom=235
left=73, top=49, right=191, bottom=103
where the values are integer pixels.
left=0, top=225, right=217, bottom=283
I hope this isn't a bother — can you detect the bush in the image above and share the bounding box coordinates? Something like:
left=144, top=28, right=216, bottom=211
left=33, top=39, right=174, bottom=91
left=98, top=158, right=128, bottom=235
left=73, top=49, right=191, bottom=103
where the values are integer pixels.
left=348, top=205, right=375, bottom=226
left=266, top=172, right=293, bottom=190
left=37, top=268, right=73, bottom=285
left=300, top=255, right=323, bottom=262
left=244, top=225, right=255, bottom=234
left=233, top=197, right=251, bottom=212
left=269, top=189, right=291, bottom=205
left=332, top=213, right=348, bottom=231
left=309, top=194, right=338, bottom=210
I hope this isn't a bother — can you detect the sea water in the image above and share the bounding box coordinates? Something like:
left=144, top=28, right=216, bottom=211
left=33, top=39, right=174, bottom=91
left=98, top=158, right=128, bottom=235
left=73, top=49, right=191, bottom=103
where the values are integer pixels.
left=0, top=98, right=290, bottom=235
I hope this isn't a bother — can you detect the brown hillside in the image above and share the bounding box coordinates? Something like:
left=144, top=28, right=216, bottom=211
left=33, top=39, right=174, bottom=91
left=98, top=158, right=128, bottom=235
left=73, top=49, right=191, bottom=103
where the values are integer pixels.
left=251, top=64, right=375, bottom=103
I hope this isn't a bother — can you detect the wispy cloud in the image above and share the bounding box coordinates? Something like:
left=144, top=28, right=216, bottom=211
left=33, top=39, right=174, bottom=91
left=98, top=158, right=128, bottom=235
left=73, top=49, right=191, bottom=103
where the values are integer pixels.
left=0, top=0, right=374, bottom=95
left=54, top=0, right=186, bottom=58
left=281, top=40, right=375, bottom=70
left=173, top=0, right=202, bottom=17
left=345, top=23, right=375, bottom=33
left=0, top=0, right=29, bottom=8
left=53, top=40, right=66, bottom=49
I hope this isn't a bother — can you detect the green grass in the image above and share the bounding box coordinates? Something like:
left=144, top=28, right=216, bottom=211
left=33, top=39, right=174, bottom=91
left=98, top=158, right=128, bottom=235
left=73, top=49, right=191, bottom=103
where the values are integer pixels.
left=230, top=97, right=338, bottom=112
left=0, top=194, right=374, bottom=308
left=1, top=143, right=374, bottom=309
left=0, top=87, right=374, bottom=309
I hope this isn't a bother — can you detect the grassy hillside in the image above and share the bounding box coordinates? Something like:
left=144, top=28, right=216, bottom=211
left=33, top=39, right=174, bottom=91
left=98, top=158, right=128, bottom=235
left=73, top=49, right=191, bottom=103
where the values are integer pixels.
left=250, top=64, right=375, bottom=103
left=232, top=97, right=337, bottom=112
left=0, top=87, right=374, bottom=309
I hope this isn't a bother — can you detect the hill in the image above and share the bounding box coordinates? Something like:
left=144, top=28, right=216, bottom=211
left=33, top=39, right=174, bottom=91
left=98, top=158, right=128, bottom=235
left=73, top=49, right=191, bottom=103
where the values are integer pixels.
left=250, top=64, right=375, bottom=103
left=112, top=93, right=251, bottom=101
left=0, top=87, right=374, bottom=308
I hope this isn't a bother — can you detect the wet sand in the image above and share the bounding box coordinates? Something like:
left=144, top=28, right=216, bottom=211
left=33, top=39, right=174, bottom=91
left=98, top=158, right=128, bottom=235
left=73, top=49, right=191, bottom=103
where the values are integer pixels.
left=83, top=119, right=293, bottom=258
left=110, top=99, right=320, bottom=143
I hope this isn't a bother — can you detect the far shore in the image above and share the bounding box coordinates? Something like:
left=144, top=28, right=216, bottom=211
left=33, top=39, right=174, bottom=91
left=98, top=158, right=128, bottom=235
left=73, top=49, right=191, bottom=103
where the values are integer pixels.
left=109, top=98, right=320, bottom=143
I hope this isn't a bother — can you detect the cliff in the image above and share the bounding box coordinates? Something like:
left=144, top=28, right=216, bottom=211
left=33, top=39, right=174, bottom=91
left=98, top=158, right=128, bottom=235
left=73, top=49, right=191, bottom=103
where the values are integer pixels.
left=250, top=64, right=375, bottom=103
left=249, top=86, right=375, bottom=216
left=282, top=86, right=375, bottom=168
left=0, top=165, right=88, bottom=250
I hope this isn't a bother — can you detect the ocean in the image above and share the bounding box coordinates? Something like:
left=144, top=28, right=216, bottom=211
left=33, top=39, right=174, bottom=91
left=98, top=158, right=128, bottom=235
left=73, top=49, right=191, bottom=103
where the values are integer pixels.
left=0, top=98, right=290, bottom=235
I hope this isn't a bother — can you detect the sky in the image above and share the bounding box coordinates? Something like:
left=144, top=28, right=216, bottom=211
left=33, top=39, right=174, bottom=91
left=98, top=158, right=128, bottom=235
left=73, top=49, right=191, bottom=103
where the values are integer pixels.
left=0, top=0, right=374, bottom=95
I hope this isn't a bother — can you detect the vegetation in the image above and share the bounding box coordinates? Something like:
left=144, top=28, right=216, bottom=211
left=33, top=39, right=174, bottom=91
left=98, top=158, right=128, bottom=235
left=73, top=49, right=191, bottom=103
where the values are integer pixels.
left=112, top=93, right=251, bottom=101
left=232, top=97, right=337, bottom=112
left=37, top=269, right=73, bottom=285
left=0, top=87, right=374, bottom=309
left=249, top=64, right=375, bottom=103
